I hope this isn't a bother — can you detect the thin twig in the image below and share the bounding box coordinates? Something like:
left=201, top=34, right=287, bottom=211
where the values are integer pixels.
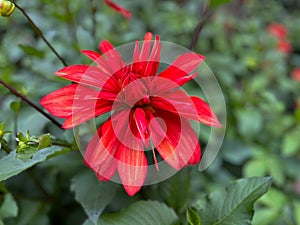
left=91, top=0, right=97, bottom=40
left=14, top=3, right=68, bottom=67
left=189, top=0, right=211, bottom=51
left=0, top=79, right=63, bottom=129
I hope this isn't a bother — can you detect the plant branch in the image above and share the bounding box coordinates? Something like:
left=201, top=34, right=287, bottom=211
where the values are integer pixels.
left=14, top=3, right=68, bottom=67
left=90, top=0, right=97, bottom=39
left=0, top=79, right=63, bottom=129
left=189, top=0, right=211, bottom=51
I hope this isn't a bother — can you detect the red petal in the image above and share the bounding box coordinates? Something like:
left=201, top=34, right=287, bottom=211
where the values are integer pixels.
left=150, top=110, right=201, bottom=169
left=133, top=108, right=148, bottom=142
left=117, top=145, right=148, bottom=196
left=158, top=52, right=205, bottom=86
left=132, top=33, right=161, bottom=77
left=55, top=65, right=110, bottom=88
left=40, top=84, right=77, bottom=117
left=42, top=84, right=113, bottom=129
left=151, top=93, right=222, bottom=127
left=84, top=120, right=119, bottom=181
left=62, top=98, right=112, bottom=129
left=99, top=40, right=125, bottom=77
left=104, top=0, right=132, bottom=19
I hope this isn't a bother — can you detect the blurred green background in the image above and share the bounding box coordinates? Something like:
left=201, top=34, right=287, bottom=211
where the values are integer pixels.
left=1, top=0, right=300, bottom=224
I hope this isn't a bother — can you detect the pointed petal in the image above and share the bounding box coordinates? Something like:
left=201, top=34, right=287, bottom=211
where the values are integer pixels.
left=40, top=84, right=77, bottom=117
left=104, top=0, right=131, bottom=19
left=117, top=145, right=148, bottom=196
left=99, top=40, right=125, bottom=77
left=55, top=65, right=110, bottom=88
left=158, top=52, right=205, bottom=86
left=84, top=120, right=119, bottom=181
left=132, top=33, right=161, bottom=77
left=151, top=94, right=222, bottom=127
left=62, top=98, right=113, bottom=129
left=190, top=96, right=222, bottom=127
left=80, top=50, right=101, bottom=62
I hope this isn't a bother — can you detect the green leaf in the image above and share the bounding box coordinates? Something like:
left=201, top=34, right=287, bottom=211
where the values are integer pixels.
left=0, top=146, right=62, bottom=181
left=282, top=127, right=300, bottom=156
left=37, top=134, right=51, bottom=150
left=210, top=0, right=232, bottom=8
left=0, top=193, right=18, bottom=219
left=199, top=177, right=272, bottom=225
left=10, top=101, right=21, bottom=114
left=187, top=207, right=201, bottom=225
left=158, top=169, right=191, bottom=212
left=18, top=44, right=44, bottom=58
left=98, top=201, right=178, bottom=225
left=71, top=171, right=117, bottom=224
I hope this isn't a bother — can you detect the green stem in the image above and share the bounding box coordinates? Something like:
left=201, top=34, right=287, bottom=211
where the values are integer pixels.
left=14, top=3, right=68, bottom=67
left=0, top=79, right=63, bottom=129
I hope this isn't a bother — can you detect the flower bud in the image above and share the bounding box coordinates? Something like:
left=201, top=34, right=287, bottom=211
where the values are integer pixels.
left=0, top=0, right=15, bottom=17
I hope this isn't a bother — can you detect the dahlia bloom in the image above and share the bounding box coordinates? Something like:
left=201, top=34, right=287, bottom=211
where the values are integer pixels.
left=267, top=23, right=288, bottom=39
left=41, top=33, right=221, bottom=196
left=267, top=22, right=292, bottom=55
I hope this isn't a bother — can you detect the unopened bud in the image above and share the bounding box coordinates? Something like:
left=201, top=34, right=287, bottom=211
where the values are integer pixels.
left=0, top=0, right=15, bottom=17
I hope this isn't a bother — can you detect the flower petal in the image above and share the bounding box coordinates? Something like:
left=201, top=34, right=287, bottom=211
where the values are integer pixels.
left=133, top=108, right=148, bottom=142
left=99, top=40, right=126, bottom=78
left=150, top=110, right=201, bottom=169
left=104, top=0, right=131, bottom=19
left=84, top=120, right=119, bottom=181
left=40, top=84, right=77, bottom=118
left=55, top=65, right=110, bottom=88
left=117, top=145, right=148, bottom=196
left=158, top=52, right=205, bottom=86
left=132, top=33, right=161, bottom=77
left=151, top=93, right=222, bottom=127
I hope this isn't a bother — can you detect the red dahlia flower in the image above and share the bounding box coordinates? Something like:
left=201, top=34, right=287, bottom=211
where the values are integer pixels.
left=41, top=33, right=221, bottom=196
left=267, top=23, right=288, bottom=40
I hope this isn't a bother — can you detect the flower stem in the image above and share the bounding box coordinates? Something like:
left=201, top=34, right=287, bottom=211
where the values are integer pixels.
left=90, top=0, right=97, bottom=39
left=189, top=0, right=211, bottom=51
left=0, top=79, right=63, bottom=129
left=14, top=3, right=68, bottom=67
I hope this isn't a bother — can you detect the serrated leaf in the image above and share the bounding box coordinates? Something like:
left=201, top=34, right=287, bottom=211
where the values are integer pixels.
left=158, top=169, right=191, bottom=212
left=187, top=207, right=201, bottom=225
left=98, top=201, right=178, bottom=225
left=0, top=193, right=18, bottom=219
left=0, top=147, right=62, bottom=181
left=199, top=177, right=272, bottom=225
left=71, top=171, right=117, bottom=225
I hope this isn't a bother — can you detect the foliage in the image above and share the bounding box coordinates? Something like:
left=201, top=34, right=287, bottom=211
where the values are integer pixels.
left=1, top=0, right=300, bottom=224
